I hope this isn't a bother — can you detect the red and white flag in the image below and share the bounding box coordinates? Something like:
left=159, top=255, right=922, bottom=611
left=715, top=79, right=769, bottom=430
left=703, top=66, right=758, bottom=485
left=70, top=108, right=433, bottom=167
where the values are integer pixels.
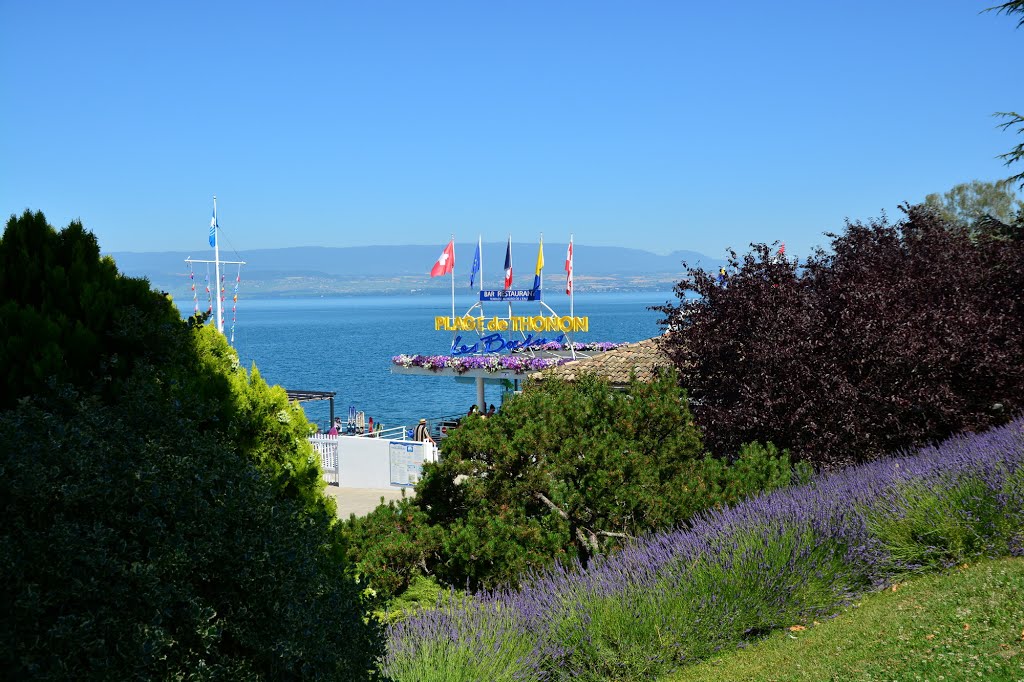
left=778, top=243, right=786, bottom=256
left=564, top=239, right=573, bottom=295
left=503, top=236, right=513, bottom=289
left=430, top=240, right=455, bottom=277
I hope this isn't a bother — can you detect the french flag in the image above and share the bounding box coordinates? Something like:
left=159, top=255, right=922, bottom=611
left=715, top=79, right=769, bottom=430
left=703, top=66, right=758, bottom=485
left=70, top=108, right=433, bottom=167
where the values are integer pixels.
left=503, top=236, right=513, bottom=289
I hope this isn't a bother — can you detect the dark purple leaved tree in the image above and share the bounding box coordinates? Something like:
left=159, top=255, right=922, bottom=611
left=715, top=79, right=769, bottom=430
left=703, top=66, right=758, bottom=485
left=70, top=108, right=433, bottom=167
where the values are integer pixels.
left=657, top=205, right=1024, bottom=467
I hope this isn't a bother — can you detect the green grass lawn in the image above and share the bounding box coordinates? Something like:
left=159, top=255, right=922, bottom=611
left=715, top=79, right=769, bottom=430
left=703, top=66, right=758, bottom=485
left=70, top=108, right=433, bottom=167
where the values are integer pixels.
left=664, top=558, right=1024, bottom=682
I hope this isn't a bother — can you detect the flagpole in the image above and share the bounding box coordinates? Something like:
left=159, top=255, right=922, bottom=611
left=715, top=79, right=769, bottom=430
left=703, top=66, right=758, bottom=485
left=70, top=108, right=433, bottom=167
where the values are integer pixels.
left=214, top=196, right=223, bottom=334
left=450, top=233, right=455, bottom=325
left=538, top=232, right=543, bottom=313
left=569, top=233, right=574, bottom=320
left=478, top=235, right=483, bottom=293
left=506, top=233, right=512, bottom=325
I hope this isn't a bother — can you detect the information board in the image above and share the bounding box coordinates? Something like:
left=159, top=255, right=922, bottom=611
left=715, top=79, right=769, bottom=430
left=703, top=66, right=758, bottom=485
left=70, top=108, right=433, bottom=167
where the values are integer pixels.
left=389, top=441, right=425, bottom=487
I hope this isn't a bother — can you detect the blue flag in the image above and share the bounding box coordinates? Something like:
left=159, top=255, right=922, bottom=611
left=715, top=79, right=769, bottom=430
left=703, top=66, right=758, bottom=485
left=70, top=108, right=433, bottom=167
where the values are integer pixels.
left=209, top=208, right=217, bottom=247
left=469, top=238, right=481, bottom=288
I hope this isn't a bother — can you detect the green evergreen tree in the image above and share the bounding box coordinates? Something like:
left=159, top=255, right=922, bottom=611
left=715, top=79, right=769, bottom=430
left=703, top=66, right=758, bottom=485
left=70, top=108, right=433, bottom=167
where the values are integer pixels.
left=0, top=210, right=381, bottom=679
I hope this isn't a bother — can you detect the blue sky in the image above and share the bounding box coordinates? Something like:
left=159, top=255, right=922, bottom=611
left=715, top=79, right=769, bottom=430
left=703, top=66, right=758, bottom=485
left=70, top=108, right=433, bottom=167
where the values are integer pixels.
left=1, top=1, right=1020, bottom=260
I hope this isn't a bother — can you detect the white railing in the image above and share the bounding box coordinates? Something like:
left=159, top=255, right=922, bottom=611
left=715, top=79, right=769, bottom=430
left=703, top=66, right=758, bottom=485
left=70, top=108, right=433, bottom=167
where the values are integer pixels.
left=308, top=434, right=340, bottom=485
left=342, top=425, right=410, bottom=440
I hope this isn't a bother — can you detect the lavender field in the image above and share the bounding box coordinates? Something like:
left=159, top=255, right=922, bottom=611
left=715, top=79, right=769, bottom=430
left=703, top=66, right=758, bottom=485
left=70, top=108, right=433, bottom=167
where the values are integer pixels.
left=383, top=418, right=1024, bottom=681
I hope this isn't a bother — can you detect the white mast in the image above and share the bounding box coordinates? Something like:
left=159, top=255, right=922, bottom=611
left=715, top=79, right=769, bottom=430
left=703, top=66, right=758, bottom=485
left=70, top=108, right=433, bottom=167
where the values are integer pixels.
left=450, top=233, right=456, bottom=325
left=568, top=233, right=574, bottom=320
left=213, top=196, right=223, bottom=333
left=187, top=197, right=245, bottom=340
left=506, top=233, right=513, bottom=329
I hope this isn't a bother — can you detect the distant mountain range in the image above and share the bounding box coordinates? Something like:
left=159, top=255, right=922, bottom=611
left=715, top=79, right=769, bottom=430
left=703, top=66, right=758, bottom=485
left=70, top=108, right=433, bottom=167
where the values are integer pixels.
left=107, top=243, right=723, bottom=298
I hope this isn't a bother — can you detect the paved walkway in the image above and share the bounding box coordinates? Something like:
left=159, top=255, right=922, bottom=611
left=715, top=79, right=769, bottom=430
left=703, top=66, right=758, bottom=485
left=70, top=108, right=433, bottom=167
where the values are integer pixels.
left=324, top=485, right=415, bottom=518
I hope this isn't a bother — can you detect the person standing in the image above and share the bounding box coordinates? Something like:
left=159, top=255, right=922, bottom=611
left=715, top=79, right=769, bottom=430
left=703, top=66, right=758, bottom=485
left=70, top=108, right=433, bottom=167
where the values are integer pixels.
left=414, top=418, right=434, bottom=444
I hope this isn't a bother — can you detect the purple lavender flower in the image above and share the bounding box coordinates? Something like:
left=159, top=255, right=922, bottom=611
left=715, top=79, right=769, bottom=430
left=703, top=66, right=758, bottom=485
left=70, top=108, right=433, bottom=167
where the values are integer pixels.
left=383, top=418, right=1024, bottom=680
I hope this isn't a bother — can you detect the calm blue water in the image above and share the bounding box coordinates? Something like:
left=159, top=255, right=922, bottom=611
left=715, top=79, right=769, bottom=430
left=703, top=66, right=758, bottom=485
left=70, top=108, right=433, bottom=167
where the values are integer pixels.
left=182, top=291, right=677, bottom=429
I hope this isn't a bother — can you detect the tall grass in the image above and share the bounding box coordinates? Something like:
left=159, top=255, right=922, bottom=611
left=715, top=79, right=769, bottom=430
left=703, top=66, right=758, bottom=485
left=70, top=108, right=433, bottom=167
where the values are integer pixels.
left=383, top=418, right=1024, bottom=681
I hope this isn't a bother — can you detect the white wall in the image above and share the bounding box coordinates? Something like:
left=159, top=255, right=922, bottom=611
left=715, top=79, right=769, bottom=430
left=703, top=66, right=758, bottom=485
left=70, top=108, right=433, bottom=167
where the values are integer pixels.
left=309, top=435, right=438, bottom=488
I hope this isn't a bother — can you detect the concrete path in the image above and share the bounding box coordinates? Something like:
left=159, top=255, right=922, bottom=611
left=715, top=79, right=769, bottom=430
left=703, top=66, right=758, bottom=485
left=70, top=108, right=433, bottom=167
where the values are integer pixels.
left=324, top=485, right=415, bottom=518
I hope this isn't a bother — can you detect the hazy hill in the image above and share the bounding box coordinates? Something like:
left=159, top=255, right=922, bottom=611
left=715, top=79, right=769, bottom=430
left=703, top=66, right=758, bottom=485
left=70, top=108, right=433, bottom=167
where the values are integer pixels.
left=107, top=243, right=722, bottom=297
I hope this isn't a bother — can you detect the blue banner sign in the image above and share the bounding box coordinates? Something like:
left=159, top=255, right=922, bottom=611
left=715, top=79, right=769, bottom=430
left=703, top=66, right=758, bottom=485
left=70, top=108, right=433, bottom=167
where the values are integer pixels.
left=479, top=289, right=541, bottom=302
left=451, top=332, right=566, bottom=355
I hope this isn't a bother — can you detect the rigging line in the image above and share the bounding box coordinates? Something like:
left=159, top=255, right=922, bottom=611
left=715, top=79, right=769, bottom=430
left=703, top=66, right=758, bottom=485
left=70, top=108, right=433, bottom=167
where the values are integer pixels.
left=215, top=222, right=246, bottom=262
left=229, top=263, right=242, bottom=344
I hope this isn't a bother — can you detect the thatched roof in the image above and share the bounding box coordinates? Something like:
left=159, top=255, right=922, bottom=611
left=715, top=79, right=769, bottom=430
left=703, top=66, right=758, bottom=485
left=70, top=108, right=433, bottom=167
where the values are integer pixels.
left=528, top=336, right=673, bottom=385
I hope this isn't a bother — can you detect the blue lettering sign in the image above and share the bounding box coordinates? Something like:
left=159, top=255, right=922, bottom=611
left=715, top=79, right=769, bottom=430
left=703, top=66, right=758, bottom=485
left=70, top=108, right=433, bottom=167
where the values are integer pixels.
left=451, top=335, right=480, bottom=355
left=450, top=332, right=567, bottom=356
left=482, top=333, right=506, bottom=353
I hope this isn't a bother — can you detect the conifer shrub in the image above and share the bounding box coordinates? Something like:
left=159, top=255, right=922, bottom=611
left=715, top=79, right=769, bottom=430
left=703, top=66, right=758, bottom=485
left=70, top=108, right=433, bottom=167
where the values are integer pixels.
left=0, top=210, right=381, bottom=678
left=342, top=496, right=445, bottom=600
left=189, top=324, right=336, bottom=521
left=0, top=210, right=181, bottom=409
left=0, top=397, right=381, bottom=680
left=0, top=209, right=334, bottom=521
left=657, top=205, right=1024, bottom=467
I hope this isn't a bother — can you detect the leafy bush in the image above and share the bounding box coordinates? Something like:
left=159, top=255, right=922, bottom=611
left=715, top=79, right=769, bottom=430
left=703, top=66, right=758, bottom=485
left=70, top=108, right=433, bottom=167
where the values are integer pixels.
left=383, top=417, right=1024, bottom=681
left=692, top=442, right=813, bottom=510
left=342, top=496, right=444, bottom=600
left=657, top=205, right=1024, bottom=466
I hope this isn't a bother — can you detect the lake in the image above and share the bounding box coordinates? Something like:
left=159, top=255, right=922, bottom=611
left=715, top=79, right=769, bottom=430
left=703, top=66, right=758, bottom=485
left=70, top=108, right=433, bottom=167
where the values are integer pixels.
left=181, top=291, right=678, bottom=430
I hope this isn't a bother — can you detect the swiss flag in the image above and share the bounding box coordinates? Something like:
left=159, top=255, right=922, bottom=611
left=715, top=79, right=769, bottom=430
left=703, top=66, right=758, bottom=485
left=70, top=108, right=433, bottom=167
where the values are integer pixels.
left=430, top=240, right=455, bottom=277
